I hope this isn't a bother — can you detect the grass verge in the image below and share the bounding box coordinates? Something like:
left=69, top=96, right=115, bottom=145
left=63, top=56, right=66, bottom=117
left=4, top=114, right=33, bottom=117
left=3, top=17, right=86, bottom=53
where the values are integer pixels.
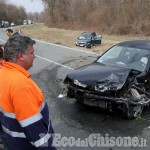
left=15, top=23, right=150, bottom=54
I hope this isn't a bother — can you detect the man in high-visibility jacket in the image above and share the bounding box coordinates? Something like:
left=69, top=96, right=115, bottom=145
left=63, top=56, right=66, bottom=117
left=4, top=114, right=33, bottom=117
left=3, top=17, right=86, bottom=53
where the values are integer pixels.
left=0, top=35, right=57, bottom=150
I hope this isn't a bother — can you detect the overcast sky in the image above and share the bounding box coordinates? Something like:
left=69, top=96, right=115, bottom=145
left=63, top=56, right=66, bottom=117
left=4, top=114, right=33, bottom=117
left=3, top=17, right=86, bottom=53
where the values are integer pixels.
left=8, top=0, right=44, bottom=13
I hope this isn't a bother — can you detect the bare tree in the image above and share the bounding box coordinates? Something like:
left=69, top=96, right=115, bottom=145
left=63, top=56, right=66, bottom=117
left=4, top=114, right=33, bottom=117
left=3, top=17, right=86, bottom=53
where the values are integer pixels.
left=42, top=0, right=56, bottom=23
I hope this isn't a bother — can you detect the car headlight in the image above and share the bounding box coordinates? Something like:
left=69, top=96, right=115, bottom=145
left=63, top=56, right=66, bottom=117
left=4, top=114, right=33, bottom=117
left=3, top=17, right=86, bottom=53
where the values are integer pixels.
left=74, top=79, right=87, bottom=88
left=95, top=82, right=123, bottom=92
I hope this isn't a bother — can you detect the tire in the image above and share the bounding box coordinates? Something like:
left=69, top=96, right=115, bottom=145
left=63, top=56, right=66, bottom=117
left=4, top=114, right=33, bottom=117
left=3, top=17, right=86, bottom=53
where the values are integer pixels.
left=67, top=88, right=75, bottom=98
left=85, top=43, right=92, bottom=48
left=122, top=104, right=143, bottom=119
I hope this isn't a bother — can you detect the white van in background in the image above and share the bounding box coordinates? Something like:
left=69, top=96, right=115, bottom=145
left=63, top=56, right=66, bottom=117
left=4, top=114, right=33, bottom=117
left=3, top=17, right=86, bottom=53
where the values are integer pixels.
left=23, top=20, right=27, bottom=25
left=23, top=20, right=33, bottom=25
left=27, top=20, right=32, bottom=25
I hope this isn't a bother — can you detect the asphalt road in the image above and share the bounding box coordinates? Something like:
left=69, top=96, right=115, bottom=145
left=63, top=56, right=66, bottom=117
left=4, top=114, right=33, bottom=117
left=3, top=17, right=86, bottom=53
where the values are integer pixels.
left=0, top=28, right=150, bottom=150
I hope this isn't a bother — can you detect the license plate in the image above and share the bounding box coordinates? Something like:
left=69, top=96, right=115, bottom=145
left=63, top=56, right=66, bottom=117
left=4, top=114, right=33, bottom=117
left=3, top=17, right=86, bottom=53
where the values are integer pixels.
left=79, top=44, right=84, bottom=47
left=98, top=101, right=106, bottom=108
left=84, top=98, right=106, bottom=108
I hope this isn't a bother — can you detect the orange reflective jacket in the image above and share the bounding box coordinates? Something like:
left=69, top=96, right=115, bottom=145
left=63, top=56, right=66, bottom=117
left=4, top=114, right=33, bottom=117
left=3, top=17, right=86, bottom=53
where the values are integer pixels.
left=0, top=62, right=56, bottom=150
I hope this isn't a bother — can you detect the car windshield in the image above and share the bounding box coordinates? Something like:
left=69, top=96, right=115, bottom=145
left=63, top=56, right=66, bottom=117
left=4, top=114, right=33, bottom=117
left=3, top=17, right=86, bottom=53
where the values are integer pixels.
left=79, top=36, right=86, bottom=40
left=79, top=34, right=92, bottom=40
left=97, top=45, right=150, bottom=72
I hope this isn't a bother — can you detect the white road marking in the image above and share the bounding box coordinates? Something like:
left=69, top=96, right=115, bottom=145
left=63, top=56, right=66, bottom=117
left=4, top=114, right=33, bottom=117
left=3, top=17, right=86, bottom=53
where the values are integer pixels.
left=0, top=39, right=6, bottom=43
left=35, top=39, right=97, bottom=55
left=36, top=55, right=74, bottom=70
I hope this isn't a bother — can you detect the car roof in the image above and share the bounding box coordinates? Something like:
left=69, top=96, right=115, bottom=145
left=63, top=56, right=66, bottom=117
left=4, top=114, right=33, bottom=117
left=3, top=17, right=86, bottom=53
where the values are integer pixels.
left=117, top=40, right=150, bottom=50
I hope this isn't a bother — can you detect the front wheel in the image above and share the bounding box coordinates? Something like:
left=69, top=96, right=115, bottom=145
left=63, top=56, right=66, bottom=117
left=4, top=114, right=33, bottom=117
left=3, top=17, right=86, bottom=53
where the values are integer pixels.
left=122, top=104, right=143, bottom=119
left=67, top=88, right=75, bottom=98
left=85, top=43, right=92, bottom=48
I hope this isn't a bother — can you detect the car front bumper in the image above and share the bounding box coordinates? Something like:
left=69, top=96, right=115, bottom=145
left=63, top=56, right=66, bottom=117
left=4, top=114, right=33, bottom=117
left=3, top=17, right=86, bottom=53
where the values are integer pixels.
left=67, top=86, right=150, bottom=107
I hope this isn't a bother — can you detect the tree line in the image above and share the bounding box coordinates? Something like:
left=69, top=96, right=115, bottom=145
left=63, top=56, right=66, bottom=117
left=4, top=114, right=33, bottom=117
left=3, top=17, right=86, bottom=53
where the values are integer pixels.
left=0, top=0, right=43, bottom=25
left=1, top=0, right=150, bottom=36
left=41, top=0, right=150, bottom=36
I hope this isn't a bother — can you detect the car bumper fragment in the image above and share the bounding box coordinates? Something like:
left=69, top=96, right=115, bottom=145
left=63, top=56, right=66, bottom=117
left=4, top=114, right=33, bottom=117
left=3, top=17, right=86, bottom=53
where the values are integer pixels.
left=83, top=92, right=150, bottom=106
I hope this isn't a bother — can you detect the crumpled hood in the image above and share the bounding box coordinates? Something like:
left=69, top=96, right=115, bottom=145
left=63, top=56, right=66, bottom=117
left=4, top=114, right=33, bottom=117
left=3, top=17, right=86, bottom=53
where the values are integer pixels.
left=64, top=62, right=131, bottom=91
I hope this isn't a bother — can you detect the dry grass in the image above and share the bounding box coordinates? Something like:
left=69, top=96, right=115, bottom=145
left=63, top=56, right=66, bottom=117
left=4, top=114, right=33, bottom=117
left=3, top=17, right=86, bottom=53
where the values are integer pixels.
left=15, top=23, right=150, bottom=54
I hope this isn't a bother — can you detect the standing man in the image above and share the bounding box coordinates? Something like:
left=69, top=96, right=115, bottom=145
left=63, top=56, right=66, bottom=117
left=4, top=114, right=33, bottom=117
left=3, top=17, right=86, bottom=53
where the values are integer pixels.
left=5, top=29, right=20, bottom=37
left=0, top=35, right=56, bottom=150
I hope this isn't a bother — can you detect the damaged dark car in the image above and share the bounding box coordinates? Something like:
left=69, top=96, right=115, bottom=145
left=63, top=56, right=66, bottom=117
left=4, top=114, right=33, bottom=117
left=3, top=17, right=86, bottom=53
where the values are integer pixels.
left=64, top=40, right=150, bottom=119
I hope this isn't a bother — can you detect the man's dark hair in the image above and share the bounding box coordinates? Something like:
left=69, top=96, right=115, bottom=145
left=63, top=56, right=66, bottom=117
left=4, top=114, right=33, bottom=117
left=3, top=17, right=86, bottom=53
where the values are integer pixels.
left=4, top=35, right=35, bottom=61
left=5, top=29, right=13, bottom=33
